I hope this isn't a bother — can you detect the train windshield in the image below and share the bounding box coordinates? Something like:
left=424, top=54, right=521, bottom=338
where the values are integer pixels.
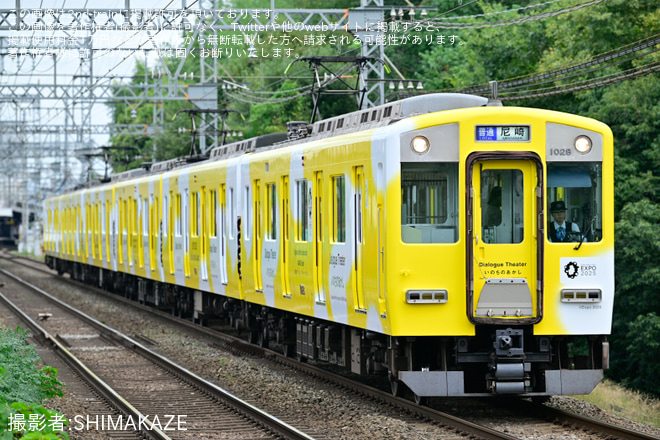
left=547, top=162, right=602, bottom=243
left=480, top=168, right=525, bottom=244
left=401, top=162, right=458, bottom=244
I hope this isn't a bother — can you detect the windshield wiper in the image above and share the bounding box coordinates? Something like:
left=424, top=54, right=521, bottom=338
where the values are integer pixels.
left=574, top=219, right=593, bottom=251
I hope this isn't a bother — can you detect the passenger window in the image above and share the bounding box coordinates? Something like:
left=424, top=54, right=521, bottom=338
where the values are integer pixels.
left=332, top=176, right=346, bottom=243
left=122, top=200, right=128, bottom=234
left=228, top=189, right=234, bottom=240
left=175, top=194, right=182, bottom=237
left=143, top=198, right=149, bottom=237
left=401, top=163, right=458, bottom=243
left=132, top=199, right=138, bottom=237
left=192, top=192, right=200, bottom=237
left=296, top=179, right=309, bottom=242
left=209, top=190, right=217, bottom=237
left=266, top=184, right=277, bottom=240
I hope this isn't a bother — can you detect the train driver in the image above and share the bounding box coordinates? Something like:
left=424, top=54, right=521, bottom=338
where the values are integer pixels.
left=548, top=201, right=583, bottom=242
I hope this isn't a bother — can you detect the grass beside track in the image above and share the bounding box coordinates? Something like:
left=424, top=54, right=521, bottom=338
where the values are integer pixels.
left=575, top=380, right=660, bottom=428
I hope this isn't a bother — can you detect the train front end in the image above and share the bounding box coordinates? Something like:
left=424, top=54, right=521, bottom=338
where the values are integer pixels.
left=385, top=100, right=613, bottom=397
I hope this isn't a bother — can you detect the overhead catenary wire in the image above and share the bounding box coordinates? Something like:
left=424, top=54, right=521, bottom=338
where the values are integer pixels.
left=387, top=0, right=607, bottom=35
left=434, top=0, right=580, bottom=21
left=224, top=88, right=313, bottom=105
left=502, top=59, right=660, bottom=100
left=418, top=0, right=608, bottom=30
left=222, top=56, right=381, bottom=105
left=462, top=33, right=660, bottom=95
left=454, top=32, right=660, bottom=99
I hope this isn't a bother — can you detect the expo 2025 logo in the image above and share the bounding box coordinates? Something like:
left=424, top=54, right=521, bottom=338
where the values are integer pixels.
left=564, top=261, right=579, bottom=279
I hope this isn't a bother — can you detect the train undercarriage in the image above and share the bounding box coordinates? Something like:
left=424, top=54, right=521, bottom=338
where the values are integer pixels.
left=47, top=256, right=609, bottom=399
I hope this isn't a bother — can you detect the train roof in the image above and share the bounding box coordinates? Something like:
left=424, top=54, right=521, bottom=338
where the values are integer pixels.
left=208, top=93, right=488, bottom=161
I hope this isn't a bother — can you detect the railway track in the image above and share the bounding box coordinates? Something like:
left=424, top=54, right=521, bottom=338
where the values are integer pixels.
left=0, top=262, right=316, bottom=440
left=3, top=252, right=660, bottom=440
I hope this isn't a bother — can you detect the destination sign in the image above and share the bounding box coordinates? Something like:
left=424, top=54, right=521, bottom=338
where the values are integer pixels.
left=476, top=125, right=530, bottom=142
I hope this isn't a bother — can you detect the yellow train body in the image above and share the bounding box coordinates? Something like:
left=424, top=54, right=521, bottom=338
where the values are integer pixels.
left=44, top=94, right=614, bottom=397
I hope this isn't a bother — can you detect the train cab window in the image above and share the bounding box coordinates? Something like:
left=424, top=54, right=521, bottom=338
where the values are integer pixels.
left=332, top=176, right=346, bottom=243
left=296, top=179, right=309, bottom=242
left=401, top=163, right=458, bottom=243
left=547, top=162, right=602, bottom=243
left=480, top=169, right=524, bottom=244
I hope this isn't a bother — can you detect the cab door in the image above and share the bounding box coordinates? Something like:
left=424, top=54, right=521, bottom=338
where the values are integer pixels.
left=467, top=153, right=544, bottom=324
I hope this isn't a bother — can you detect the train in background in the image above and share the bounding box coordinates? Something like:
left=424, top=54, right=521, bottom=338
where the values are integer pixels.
left=0, top=208, right=20, bottom=248
left=43, top=93, right=614, bottom=400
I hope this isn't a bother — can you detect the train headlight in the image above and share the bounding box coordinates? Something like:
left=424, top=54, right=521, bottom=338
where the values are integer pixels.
left=411, top=136, right=431, bottom=155
left=574, top=135, right=592, bottom=154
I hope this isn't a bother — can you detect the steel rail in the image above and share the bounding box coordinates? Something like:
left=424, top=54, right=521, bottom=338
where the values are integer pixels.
left=0, top=289, right=171, bottom=440
left=511, top=399, right=660, bottom=440
left=0, top=267, right=317, bottom=440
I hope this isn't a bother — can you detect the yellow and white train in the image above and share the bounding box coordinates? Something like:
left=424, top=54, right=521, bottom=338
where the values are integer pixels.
left=43, top=93, right=613, bottom=398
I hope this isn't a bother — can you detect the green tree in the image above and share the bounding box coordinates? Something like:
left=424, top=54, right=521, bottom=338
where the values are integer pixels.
left=618, top=313, right=660, bottom=395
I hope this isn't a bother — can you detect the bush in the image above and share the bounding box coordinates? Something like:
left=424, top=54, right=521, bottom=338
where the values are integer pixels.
left=0, top=328, right=63, bottom=404
left=0, top=328, right=68, bottom=439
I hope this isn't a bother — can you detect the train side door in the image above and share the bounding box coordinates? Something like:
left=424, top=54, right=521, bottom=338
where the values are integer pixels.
left=220, top=184, right=228, bottom=285
left=183, top=190, right=190, bottom=278
left=467, top=154, right=543, bottom=324
left=173, top=193, right=183, bottom=276
left=253, top=180, right=263, bottom=291
left=353, top=166, right=366, bottom=311
left=200, top=188, right=208, bottom=281
left=281, top=175, right=291, bottom=297
left=314, top=171, right=325, bottom=303
left=376, top=162, right=386, bottom=316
